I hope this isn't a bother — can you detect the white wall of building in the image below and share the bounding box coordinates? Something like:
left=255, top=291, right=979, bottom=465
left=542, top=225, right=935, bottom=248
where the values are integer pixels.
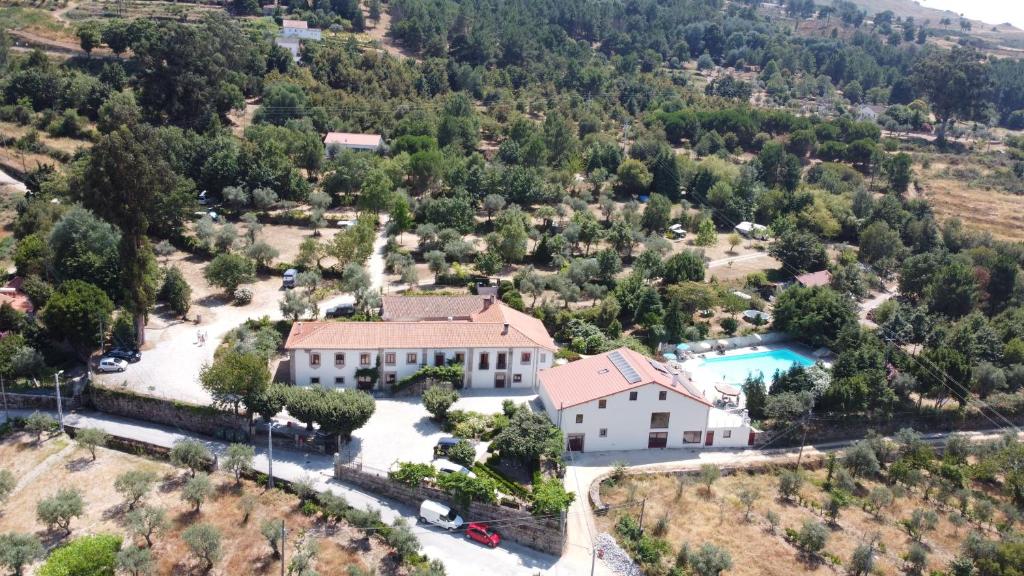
left=290, top=346, right=552, bottom=390
left=544, top=383, right=713, bottom=452
left=281, top=27, right=321, bottom=40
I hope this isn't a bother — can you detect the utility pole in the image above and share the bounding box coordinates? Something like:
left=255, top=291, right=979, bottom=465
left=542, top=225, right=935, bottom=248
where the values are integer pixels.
left=267, top=420, right=275, bottom=489
left=54, top=370, right=65, bottom=434
left=590, top=547, right=597, bottom=576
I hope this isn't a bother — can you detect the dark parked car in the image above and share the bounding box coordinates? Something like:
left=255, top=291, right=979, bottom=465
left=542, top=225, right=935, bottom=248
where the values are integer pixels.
left=324, top=303, right=356, bottom=318
left=465, top=523, right=501, bottom=548
left=105, top=348, right=141, bottom=363
left=433, top=436, right=463, bottom=457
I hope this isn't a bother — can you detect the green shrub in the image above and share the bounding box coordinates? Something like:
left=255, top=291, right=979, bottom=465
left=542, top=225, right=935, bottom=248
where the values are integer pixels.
left=531, top=476, right=575, bottom=516
left=389, top=462, right=435, bottom=487
left=471, top=463, right=529, bottom=500
left=38, top=533, right=122, bottom=576
left=446, top=440, right=476, bottom=467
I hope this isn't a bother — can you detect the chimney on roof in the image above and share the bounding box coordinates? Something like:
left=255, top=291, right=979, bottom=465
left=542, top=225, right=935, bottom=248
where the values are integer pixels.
left=483, top=295, right=494, bottom=310
left=502, top=322, right=509, bottom=335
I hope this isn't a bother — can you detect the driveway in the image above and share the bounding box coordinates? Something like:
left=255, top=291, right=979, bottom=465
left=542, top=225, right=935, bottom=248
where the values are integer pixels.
left=94, top=220, right=393, bottom=405
left=347, top=389, right=538, bottom=473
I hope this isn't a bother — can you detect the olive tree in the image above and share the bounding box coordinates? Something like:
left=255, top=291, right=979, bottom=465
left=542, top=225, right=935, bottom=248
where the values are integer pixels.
left=126, top=506, right=168, bottom=547
left=422, top=386, right=459, bottom=421
left=36, top=488, right=85, bottom=535
left=114, top=469, right=159, bottom=510
left=182, top=473, right=213, bottom=512
left=0, top=532, right=44, bottom=576
left=182, top=523, right=221, bottom=572
left=74, top=427, right=109, bottom=461
left=170, top=439, right=212, bottom=478
left=222, top=443, right=255, bottom=484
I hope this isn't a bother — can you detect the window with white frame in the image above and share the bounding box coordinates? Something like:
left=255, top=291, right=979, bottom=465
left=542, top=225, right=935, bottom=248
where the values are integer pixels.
left=309, top=353, right=320, bottom=367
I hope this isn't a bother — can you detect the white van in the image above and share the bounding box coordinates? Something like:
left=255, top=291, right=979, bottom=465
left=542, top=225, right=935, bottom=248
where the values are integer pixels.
left=419, top=500, right=463, bottom=530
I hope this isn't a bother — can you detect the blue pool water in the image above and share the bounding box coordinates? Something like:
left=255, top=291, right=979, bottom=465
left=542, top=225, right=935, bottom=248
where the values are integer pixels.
left=696, top=349, right=815, bottom=385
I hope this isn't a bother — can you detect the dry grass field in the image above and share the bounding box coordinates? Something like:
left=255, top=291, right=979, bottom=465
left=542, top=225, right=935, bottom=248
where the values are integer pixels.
left=917, top=159, right=1024, bottom=242
left=598, top=464, right=1012, bottom=576
left=0, top=431, right=390, bottom=575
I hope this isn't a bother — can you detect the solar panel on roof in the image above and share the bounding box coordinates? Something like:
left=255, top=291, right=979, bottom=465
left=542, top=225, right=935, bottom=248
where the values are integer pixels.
left=609, top=351, right=642, bottom=383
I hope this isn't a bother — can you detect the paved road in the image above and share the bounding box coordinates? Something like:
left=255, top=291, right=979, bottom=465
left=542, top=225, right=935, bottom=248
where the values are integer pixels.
left=52, top=409, right=562, bottom=576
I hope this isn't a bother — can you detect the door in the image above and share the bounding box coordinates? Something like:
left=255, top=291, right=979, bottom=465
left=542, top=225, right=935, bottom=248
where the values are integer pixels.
left=705, top=431, right=715, bottom=446
left=567, top=434, right=584, bottom=452
left=494, top=373, right=506, bottom=388
left=434, top=353, right=445, bottom=367
left=357, top=375, right=375, bottom=391
left=748, top=431, right=757, bottom=446
left=648, top=432, right=668, bottom=449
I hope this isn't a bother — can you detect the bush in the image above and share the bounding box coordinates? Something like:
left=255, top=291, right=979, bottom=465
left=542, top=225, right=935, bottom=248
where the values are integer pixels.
left=796, top=520, right=828, bottom=554
left=182, top=523, right=221, bottom=571
left=437, top=472, right=498, bottom=506
left=37, top=533, right=122, bottom=576
left=389, top=462, right=435, bottom=487
left=170, top=439, right=212, bottom=477
left=233, top=287, right=253, bottom=305
left=0, top=532, right=44, bottom=575
left=446, top=440, right=476, bottom=467
left=531, top=476, right=575, bottom=516
left=422, top=386, right=460, bottom=421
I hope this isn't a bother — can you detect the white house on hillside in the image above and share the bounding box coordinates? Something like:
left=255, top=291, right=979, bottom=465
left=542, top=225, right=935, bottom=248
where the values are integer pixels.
left=285, top=296, right=556, bottom=390
left=324, top=132, right=384, bottom=156
left=281, top=19, right=322, bottom=41
left=538, top=348, right=756, bottom=452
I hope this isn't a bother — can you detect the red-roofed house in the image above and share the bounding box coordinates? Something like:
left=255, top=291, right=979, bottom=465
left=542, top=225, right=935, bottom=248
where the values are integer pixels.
left=281, top=19, right=321, bottom=40
left=0, top=277, right=33, bottom=316
left=285, top=296, right=556, bottom=390
left=795, top=270, right=832, bottom=288
left=538, top=348, right=756, bottom=451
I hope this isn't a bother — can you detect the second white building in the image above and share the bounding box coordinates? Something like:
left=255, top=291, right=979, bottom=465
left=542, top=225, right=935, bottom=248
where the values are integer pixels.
left=538, top=348, right=757, bottom=452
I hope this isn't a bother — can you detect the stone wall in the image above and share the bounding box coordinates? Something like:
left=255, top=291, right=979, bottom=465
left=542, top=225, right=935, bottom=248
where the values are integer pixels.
left=333, top=458, right=564, bottom=555
left=0, top=391, right=81, bottom=411
left=88, top=386, right=249, bottom=441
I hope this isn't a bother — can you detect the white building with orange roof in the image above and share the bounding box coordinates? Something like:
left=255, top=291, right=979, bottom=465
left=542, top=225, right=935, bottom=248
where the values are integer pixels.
left=280, top=19, right=321, bottom=40
left=284, top=295, right=556, bottom=391
left=537, top=348, right=757, bottom=452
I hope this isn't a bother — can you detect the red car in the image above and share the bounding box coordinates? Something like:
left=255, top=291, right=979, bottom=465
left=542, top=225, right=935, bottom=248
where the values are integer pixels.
left=465, top=522, right=501, bottom=548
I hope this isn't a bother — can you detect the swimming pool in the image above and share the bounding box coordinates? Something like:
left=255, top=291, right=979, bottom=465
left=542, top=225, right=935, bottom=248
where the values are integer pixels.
left=695, top=349, right=815, bottom=385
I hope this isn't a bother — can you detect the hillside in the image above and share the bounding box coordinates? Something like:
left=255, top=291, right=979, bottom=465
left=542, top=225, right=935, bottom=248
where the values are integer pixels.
left=846, top=0, right=1024, bottom=48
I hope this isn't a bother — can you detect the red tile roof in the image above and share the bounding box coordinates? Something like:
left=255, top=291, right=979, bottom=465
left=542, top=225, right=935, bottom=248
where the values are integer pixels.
left=282, top=19, right=308, bottom=29
left=539, top=348, right=711, bottom=410
left=381, top=295, right=489, bottom=321
left=0, top=277, right=32, bottom=315
left=285, top=319, right=555, bottom=351
left=795, top=270, right=832, bottom=288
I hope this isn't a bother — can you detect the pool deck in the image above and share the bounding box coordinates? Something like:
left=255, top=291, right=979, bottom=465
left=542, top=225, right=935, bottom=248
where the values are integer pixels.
left=674, top=341, right=829, bottom=405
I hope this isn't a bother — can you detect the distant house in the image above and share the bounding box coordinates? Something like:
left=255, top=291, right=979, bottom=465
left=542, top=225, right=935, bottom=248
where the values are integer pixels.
left=324, top=132, right=384, bottom=155
left=795, top=270, right=832, bottom=288
left=0, top=277, right=33, bottom=316
left=281, top=19, right=321, bottom=41
left=274, top=37, right=301, bottom=61
left=734, top=221, right=768, bottom=239
left=537, top=348, right=756, bottom=452
left=856, top=105, right=884, bottom=121
left=285, top=295, right=556, bottom=390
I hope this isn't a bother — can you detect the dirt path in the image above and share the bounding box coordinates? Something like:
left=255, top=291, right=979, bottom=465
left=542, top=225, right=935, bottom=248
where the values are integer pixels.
left=362, top=4, right=421, bottom=61
left=10, top=443, right=76, bottom=498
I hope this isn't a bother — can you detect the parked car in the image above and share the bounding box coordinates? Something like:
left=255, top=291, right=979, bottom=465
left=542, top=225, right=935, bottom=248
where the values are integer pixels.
left=282, top=268, right=297, bottom=289
left=465, top=523, right=501, bottom=548
left=433, top=436, right=463, bottom=457
left=432, top=458, right=476, bottom=478
left=97, top=357, right=128, bottom=373
left=324, top=303, right=355, bottom=318
left=419, top=500, right=463, bottom=530
left=198, top=190, right=209, bottom=206
left=105, top=347, right=141, bottom=363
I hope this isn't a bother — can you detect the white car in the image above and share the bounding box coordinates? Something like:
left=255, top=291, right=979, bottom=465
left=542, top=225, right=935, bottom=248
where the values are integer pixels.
left=432, top=458, right=476, bottom=478
left=97, top=357, right=128, bottom=373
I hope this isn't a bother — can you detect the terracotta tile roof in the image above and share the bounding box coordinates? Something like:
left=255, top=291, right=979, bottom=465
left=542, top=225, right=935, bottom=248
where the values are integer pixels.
left=382, top=295, right=489, bottom=321
left=284, top=318, right=556, bottom=351
left=539, top=348, right=711, bottom=410
left=323, top=132, right=383, bottom=148
left=282, top=19, right=308, bottom=29
left=795, top=270, right=832, bottom=288
left=378, top=296, right=557, bottom=351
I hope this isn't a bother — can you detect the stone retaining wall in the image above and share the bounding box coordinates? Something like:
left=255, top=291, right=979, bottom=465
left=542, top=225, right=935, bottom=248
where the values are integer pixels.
left=88, top=386, right=249, bottom=441
left=0, top=391, right=81, bottom=411
left=334, top=458, right=564, bottom=555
